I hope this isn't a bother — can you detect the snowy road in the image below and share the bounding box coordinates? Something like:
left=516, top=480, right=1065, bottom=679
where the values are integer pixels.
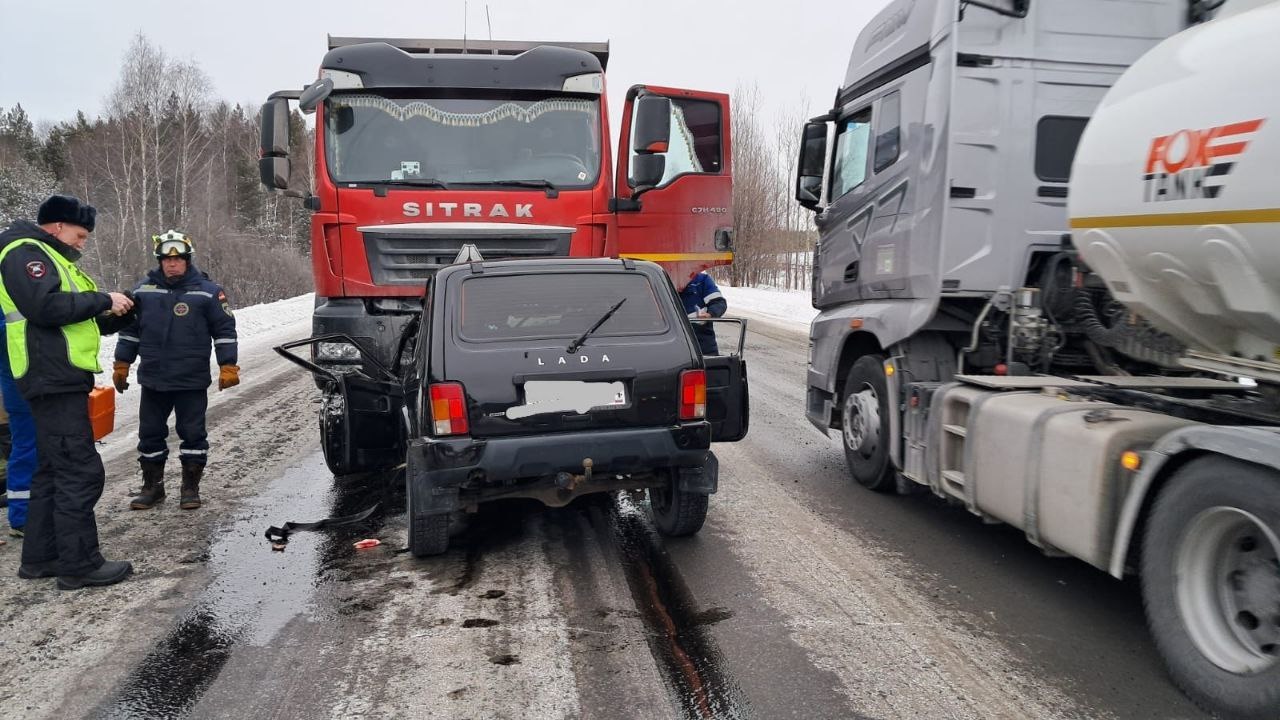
left=0, top=292, right=1210, bottom=719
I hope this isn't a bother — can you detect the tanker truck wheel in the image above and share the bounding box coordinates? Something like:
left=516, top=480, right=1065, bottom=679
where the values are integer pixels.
left=1141, top=456, right=1280, bottom=719
left=840, top=355, right=896, bottom=492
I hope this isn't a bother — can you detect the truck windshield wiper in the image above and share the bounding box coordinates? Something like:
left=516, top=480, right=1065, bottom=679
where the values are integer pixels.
left=566, top=298, right=626, bottom=354
left=455, top=179, right=559, bottom=197
left=457, top=179, right=557, bottom=190
left=377, top=178, right=450, bottom=189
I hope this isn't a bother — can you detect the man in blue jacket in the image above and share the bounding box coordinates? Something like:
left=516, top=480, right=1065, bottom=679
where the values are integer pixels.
left=112, top=231, right=239, bottom=511
left=679, top=271, right=728, bottom=356
left=0, top=314, right=37, bottom=539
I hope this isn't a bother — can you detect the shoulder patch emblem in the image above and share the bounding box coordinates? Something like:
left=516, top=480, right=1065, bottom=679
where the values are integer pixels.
left=173, top=302, right=190, bottom=317
left=222, top=302, right=234, bottom=317
left=25, top=261, right=46, bottom=279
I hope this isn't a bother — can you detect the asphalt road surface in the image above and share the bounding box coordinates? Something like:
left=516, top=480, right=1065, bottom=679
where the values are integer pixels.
left=0, top=309, right=1211, bottom=719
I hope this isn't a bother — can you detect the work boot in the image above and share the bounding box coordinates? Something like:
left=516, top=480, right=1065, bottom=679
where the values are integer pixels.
left=180, top=462, right=203, bottom=510
left=130, top=463, right=166, bottom=510
left=17, top=560, right=58, bottom=579
left=56, top=560, right=133, bottom=591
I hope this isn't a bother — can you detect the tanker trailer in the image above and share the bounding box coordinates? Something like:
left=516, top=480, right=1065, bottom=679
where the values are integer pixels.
left=793, top=1, right=1280, bottom=716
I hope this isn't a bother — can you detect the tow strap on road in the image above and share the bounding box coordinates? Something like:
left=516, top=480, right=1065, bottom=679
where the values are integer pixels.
left=264, top=503, right=380, bottom=549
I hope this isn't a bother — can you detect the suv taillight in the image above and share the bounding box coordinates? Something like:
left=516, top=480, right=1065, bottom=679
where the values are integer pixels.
left=429, top=382, right=469, bottom=435
left=679, top=369, right=706, bottom=420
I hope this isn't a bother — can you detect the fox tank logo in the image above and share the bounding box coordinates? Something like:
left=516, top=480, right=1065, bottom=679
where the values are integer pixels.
left=1143, top=118, right=1266, bottom=202
left=173, top=302, right=190, bottom=317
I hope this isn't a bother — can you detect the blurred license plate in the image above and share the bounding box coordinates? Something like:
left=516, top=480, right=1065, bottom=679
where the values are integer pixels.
left=507, top=380, right=627, bottom=419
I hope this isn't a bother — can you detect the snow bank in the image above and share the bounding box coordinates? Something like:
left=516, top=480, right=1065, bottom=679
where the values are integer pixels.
left=721, top=286, right=816, bottom=328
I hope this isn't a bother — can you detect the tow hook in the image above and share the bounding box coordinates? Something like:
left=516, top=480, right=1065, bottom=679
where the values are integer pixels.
left=555, top=458, right=595, bottom=491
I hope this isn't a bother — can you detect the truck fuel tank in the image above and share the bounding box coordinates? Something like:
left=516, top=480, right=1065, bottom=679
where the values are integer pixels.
left=934, top=382, right=1198, bottom=570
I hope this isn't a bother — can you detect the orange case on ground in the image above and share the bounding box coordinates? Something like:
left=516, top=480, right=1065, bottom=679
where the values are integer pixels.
left=89, top=385, right=115, bottom=441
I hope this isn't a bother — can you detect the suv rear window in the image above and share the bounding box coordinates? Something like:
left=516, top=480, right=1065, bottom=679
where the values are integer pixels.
left=458, top=272, right=670, bottom=342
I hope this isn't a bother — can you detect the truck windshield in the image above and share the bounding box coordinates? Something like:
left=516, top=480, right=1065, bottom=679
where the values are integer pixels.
left=457, top=273, right=668, bottom=342
left=324, top=94, right=601, bottom=188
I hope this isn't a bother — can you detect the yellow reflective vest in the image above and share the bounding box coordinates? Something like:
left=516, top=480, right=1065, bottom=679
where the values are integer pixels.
left=0, top=238, right=102, bottom=378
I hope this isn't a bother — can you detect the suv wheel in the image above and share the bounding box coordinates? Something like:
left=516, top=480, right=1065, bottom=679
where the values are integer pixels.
left=649, top=470, right=708, bottom=537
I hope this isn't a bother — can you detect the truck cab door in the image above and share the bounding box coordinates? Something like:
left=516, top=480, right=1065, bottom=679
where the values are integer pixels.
left=702, top=318, right=750, bottom=442
left=614, top=85, right=733, bottom=291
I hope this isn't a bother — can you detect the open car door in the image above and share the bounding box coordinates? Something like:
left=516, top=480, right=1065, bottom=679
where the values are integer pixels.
left=614, top=85, right=733, bottom=291
left=702, top=318, right=750, bottom=442
left=275, top=334, right=407, bottom=476
left=325, top=373, right=406, bottom=475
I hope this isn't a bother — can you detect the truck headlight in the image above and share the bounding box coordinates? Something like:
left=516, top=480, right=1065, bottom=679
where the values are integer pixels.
left=316, top=341, right=362, bottom=362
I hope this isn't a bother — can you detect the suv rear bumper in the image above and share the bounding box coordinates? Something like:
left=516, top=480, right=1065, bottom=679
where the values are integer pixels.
left=407, top=423, right=713, bottom=510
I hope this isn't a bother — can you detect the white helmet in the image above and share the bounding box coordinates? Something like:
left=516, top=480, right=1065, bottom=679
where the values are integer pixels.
left=153, top=230, right=194, bottom=259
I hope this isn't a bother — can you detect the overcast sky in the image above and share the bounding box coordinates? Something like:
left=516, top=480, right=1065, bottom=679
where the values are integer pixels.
left=0, top=0, right=891, bottom=132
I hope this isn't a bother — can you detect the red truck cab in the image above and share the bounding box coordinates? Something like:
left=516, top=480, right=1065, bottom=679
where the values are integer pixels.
left=259, top=38, right=733, bottom=372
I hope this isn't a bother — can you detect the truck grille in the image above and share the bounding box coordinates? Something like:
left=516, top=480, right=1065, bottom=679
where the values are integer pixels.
left=362, top=227, right=573, bottom=285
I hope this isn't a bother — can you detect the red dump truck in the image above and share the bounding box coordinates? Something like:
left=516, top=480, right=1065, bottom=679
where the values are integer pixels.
left=259, top=37, right=735, bottom=472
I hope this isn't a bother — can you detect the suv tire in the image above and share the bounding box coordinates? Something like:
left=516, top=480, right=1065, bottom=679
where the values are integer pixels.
left=650, top=470, right=709, bottom=537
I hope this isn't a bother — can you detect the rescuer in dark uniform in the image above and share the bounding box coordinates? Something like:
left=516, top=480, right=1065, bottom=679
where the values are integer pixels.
left=0, top=195, right=137, bottom=590
left=113, top=230, right=239, bottom=511
left=679, top=271, right=728, bottom=356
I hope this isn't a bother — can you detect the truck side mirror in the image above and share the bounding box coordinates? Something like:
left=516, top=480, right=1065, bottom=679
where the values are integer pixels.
left=631, top=154, right=666, bottom=189
left=259, top=97, right=292, bottom=192
left=630, top=95, right=672, bottom=192
left=633, top=95, right=672, bottom=153
left=299, top=77, right=334, bottom=114
left=795, top=121, right=828, bottom=210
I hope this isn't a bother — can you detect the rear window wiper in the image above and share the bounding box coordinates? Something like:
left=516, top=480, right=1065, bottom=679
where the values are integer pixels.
left=566, top=298, right=627, bottom=354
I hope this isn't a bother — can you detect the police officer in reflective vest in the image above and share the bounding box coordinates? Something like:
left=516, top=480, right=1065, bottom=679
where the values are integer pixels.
left=113, top=230, right=238, bottom=511
left=679, top=271, right=727, bottom=355
left=0, top=195, right=137, bottom=590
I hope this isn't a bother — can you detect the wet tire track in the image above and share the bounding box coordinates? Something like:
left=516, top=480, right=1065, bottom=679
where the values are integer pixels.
left=542, top=493, right=750, bottom=720
left=605, top=495, right=750, bottom=720
left=92, top=459, right=392, bottom=718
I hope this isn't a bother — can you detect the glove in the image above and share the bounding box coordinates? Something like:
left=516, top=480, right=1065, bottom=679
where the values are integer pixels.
left=112, top=361, right=131, bottom=393
left=218, top=364, right=240, bottom=391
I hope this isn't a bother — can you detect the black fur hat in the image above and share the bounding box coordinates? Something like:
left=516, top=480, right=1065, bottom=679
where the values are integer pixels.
left=36, top=195, right=96, bottom=232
